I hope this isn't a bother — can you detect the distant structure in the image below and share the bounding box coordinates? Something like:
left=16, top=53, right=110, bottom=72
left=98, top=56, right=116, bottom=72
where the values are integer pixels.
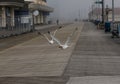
left=27, top=0, right=54, bottom=25
left=88, top=8, right=120, bottom=22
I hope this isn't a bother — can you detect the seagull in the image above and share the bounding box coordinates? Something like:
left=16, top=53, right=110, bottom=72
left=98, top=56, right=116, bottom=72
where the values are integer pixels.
left=38, top=26, right=62, bottom=44
left=38, top=32, right=54, bottom=44
left=48, top=27, right=78, bottom=49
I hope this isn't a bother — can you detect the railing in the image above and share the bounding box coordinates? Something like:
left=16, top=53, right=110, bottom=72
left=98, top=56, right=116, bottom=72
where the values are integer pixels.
left=0, top=16, right=34, bottom=38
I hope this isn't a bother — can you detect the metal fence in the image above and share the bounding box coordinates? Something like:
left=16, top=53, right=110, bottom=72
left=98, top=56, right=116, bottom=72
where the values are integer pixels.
left=0, top=16, right=34, bottom=38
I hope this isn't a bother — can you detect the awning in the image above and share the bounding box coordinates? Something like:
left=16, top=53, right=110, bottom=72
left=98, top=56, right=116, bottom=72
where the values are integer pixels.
left=29, top=3, right=54, bottom=12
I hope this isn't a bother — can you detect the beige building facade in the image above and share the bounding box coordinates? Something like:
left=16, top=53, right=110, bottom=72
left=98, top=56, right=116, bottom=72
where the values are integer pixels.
left=26, top=0, right=53, bottom=25
left=0, top=0, right=53, bottom=28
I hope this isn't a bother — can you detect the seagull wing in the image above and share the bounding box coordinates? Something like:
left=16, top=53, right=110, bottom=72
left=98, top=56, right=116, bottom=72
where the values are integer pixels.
left=65, top=27, right=78, bottom=45
left=43, top=34, right=51, bottom=42
left=38, top=32, right=51, bottom=43
left=50, top=33, right=62, bottom=46
left=53, top=29, right=58, bottom=36
left=50, top=29, right=58, bottom=41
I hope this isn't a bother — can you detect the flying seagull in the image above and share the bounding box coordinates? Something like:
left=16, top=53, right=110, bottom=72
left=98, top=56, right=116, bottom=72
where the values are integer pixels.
left=48, top=27, right=78, bottom=49
left=38, top=26, right=62, bottom=44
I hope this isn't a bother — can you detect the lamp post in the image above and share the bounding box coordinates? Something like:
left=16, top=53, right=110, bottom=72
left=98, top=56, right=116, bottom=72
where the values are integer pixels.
left=102, top=0, right=105, bottom=24
left=32, top=10, right=39, bottom=31
left=111, top=0, right=115, bottom=31
left=79, top=10, right=80, bottom=22
left=92, top=4, right=95, bottom=21
left=106, top=5, right=109, bottom=21
left=112, top=0, right=114, bottom=22
left=95, top=0, right=105, bottom=24
left=98, top=0, right=101, bottom=21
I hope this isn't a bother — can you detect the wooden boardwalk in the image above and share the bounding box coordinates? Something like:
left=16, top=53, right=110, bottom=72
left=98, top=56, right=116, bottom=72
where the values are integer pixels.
left=64, top=22, right=120, bottom=77
left=0, top=22, right=120, bottom=84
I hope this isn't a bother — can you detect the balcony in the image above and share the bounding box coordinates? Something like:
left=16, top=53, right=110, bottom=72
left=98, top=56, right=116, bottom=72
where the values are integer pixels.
left=0, top=0, right=24, bottom=7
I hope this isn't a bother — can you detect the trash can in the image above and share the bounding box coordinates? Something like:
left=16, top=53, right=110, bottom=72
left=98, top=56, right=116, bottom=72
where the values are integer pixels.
left=105, top=22, right=111, bottom=32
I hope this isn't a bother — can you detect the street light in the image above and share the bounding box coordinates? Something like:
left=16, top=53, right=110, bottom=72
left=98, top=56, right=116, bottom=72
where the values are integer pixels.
left=32, top=10, right=39, bottom=31
left=95, top=0, right=105, bottom=24
left=105, top=5, right=112, bottom=21
left=78, top=10, right=80, bottom=22
left=112, top=0, right=114, bottom=22
left=111, top=0, right=115, bottom=32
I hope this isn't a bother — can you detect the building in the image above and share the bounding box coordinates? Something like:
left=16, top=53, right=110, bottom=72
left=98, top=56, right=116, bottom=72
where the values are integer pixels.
left=108, top=8, right=120, bottom=22
left=88, top=8, right=120, bottom=22
left=88, top=8, right=102, bottom=22
left=26, top=0, right=53, bottom=25
left=0, top=0, right=24, bottom=27
left=0, top=0, right=53, bottom=28
left=0, top=0, right=53, bottom=38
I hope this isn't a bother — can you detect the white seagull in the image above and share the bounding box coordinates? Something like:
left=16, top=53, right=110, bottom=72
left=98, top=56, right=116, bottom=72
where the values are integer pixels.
left=48, top=27, right=78, bottom=49
left=38, top=26, right=62, bottom=44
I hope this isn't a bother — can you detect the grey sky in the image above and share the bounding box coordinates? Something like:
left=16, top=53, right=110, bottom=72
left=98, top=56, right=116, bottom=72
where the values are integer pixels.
left=47, top=0, right=120, bottom=22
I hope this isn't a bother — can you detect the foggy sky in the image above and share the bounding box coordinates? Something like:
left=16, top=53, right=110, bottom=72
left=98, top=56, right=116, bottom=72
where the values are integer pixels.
left=47, top=0, right=120, bottom=22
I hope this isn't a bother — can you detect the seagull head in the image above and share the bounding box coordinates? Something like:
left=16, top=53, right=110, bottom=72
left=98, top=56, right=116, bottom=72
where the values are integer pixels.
left=59, top=45, right=69, bottom=50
